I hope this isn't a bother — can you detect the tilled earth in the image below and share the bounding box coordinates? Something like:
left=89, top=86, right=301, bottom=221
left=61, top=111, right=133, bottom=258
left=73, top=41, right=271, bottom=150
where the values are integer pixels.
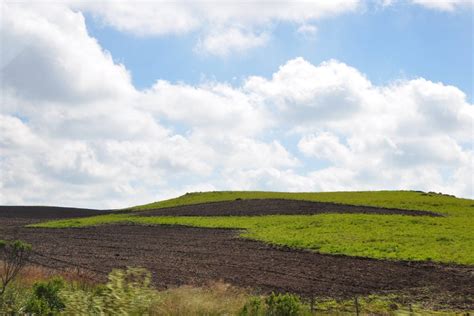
left=138, top=198, right=442, bottom=217
left=0, top=201, right=472, bottom=309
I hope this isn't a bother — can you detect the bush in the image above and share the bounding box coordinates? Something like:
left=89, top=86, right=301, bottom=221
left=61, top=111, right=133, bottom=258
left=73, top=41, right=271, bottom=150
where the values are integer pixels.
left=239, top=296, right=264, bottom=315
left=0, top=284, right=31, bottom=314
left=61, top=267, right=156, bottom=315
left=240, top=292, right=302, bottom=316
left=265, top=292, right=301, bottom=316
left=0, top=240, right=32, bottom=295
left=25, top=277, right=65, bottom=315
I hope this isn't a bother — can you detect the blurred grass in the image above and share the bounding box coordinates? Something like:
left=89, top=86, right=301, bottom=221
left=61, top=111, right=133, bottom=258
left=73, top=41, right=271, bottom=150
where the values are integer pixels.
left=3, top=265, right=467, bottom=314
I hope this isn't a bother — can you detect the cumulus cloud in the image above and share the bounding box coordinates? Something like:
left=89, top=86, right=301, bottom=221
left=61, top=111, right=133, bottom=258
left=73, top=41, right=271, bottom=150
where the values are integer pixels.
left=68, top=0, right=472, bottom=56
left=141, top=80, right=271, bottom=137
left=1, top=3, right=472, bottom=207
left=74, top=1, right=199, bottom=36
left=1, top=3, right=134, bottom=104
left=298, top=133, right=351, bottom=165
left=68, top=0, right=360, bottom=56
left=74, top=0, right=360, bottom=34
left=244, top=58, right=372, bottom=126
left=244, top=57, right=473, bottom=197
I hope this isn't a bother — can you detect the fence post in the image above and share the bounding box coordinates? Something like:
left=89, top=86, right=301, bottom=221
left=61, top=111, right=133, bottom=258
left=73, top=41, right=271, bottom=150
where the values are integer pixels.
left=310, top=297, right=315, bottom=313
left=355, top=296, right=360, bottom=316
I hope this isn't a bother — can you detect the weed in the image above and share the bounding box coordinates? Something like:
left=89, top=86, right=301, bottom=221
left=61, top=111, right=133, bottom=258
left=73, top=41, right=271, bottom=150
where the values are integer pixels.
left=61, top=267, right=155, bottom=315
left=0, top=240, right=32, bottom=295
left=265, top=292, right=301, bottom=316
left=239, top=293, right=302, bottom=316
left=25, top=277, right=65, bottom=315
left=240, top=296, right=264, bottom=315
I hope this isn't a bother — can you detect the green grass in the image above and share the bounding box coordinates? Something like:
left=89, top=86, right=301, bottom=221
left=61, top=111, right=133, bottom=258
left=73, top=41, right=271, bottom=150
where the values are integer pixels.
left=130, top=190, right=473, bottom=217
left=31, top=191, right=474, bottom=265
left=30, top=213, right=474, bottom=265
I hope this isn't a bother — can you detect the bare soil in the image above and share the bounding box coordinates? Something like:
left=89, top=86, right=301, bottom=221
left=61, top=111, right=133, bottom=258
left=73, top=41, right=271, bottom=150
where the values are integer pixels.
left=0, top=205, right=113, bottom=219
left=0, top=204, right=472, bottom=310
left=137, top=198, right=442, bottom=217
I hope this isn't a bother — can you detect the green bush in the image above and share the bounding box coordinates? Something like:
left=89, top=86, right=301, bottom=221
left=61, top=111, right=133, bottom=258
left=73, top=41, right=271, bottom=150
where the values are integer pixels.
left=240, top=293, right=302, bottom=316
left=61, top=267, right=156, bottom=315
left=239, top=296, right=264, bottom=315
left=25, top=278, right=65, bottom=315
left=265, top=292, right=301, bottom=316
left=0, top=284, right=31, bottom=314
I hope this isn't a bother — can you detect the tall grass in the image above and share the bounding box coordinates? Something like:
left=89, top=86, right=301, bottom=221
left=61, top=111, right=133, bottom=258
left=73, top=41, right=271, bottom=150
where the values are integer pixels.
left=150, top=281, right=251, bottom=315
left=1, top=265, right=469, bottom=315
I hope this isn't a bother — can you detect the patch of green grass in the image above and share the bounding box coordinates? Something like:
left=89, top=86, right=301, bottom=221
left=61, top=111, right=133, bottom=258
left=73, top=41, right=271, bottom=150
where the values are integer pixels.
left=28, top=214, right=134, bottom=229
left=30, top=191, right=474, bottom=265
left=30, top=212, right=474, bottom=265
left=130, top=190, right=473, bottom=217
left=311, top=294, right=468, bottom=315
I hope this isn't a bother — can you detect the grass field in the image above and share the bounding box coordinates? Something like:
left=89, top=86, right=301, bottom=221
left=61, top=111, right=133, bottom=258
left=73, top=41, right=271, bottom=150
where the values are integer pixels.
left=130, top=190, right=473, bottom=217
left=31, top=191, right=474, bottom=265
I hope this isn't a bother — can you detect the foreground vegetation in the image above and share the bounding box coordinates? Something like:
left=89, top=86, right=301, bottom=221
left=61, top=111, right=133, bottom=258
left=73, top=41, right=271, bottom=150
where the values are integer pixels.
left=32, top=191, right=474, bottom=265
left=1, top=265, right=467, bottom=315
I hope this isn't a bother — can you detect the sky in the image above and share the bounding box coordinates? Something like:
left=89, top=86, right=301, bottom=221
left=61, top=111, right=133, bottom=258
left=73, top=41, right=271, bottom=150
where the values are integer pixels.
left=1, top=0, right=473, bottom=208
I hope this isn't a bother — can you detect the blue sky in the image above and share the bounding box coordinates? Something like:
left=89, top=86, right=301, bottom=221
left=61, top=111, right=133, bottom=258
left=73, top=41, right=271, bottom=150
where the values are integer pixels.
left=1, top=1, right=473, bottom=207
left=86, top=3, right=473, bottom=101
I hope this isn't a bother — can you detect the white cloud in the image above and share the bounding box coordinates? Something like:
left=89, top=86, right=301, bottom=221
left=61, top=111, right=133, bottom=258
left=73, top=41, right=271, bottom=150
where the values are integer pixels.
left=296, top=24, right=318, bottom=37
left=195, top=28, right=269, bottom=56
left=380, top=0, right=473, bottom=11
left=68, top=0, right=360, bottom=56
left=74, top=0, right=360, bottom=34
left=410, top=0, right=473, bottom=11
left=75, top=1, right=200, bottom=36
left=1, top=3, right=472, bottom=207
left=245, top=58, right=473, bottom=197
left=1, top=3, right=134, bottom=104
left=244, top=58, right=372, bottom=126
left=68, top=0, right=472, bottom=56
left=298, top=133, right=351, bottom=165
left=141, top=80, right=270, bottom=136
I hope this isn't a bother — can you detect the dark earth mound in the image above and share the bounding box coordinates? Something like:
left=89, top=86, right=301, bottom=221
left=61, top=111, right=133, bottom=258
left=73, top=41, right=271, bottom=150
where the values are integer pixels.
left=0, top=206, right=112, bottom=219
left=0, top=204, right=471, bottom=310
left=138, top=198, right=442, bottom=217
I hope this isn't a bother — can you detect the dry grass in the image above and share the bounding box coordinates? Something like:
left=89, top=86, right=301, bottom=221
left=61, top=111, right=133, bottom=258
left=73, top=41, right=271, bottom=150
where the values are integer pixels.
left=1, top=262, right=97, bottom=288
left=150, top=281, right=252, bottom=315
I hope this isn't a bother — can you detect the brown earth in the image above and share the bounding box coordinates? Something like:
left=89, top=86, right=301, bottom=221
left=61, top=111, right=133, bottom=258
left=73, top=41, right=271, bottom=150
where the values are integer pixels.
left=0, top=204, right=472, bottom=310
left=137, top=198, right=442, bottom=217
left=0, top=206, right=113, bottom=219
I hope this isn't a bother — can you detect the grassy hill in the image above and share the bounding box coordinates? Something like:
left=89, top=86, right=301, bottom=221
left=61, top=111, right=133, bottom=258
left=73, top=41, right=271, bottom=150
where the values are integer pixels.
left=130, top=190, right=473, bottom=216
left=32, top=190, right=474, bottom=265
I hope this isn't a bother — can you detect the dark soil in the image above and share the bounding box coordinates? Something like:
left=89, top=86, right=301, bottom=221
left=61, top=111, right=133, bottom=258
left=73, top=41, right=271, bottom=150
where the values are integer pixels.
left=0, top=205, right=471, bottom=310
left=0, top=206, right=113, bottom=219
left=138, top=198, right=442, bottom=217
